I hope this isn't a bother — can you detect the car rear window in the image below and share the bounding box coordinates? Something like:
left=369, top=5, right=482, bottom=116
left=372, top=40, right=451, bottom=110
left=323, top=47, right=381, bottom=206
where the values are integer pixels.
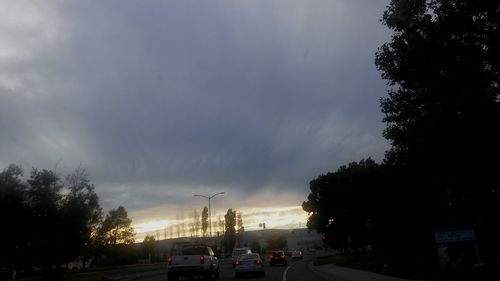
left=240, top=254, right=259, bottom=260
left=232, top=249, right=249, bottom=257
left=182, top=247, right=209, bottom=255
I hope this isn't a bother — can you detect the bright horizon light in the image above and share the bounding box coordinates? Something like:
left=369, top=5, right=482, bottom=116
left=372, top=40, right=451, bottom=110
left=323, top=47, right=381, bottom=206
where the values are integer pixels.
left=132, top=205, right=309, bottom=242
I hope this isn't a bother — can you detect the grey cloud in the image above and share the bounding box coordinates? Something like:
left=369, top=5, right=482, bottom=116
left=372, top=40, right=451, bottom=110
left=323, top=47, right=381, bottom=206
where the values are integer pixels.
left=1, top=0, right=391, bottom=213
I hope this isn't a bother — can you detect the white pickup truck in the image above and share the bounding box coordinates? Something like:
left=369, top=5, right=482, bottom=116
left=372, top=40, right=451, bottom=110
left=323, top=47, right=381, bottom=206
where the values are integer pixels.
left=167, top=245, right=220, bottom=281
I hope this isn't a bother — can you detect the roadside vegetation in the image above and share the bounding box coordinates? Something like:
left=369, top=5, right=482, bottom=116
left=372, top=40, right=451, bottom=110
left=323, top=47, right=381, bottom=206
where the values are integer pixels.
left=0, top=162, right=254, bottom=281
left=304, top=1, right=500, bottom=279
left=314, top=252, right=436, bottom=280
left=0, top=165, right=136, bottom=280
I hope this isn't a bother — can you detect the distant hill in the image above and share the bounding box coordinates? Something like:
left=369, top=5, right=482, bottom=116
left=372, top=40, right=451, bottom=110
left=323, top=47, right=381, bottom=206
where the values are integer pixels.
left=137, top=228, right=322, bottom=257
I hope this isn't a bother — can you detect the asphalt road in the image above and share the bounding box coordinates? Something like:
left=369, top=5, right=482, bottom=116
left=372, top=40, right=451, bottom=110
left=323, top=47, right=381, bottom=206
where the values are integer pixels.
left=136, top=256, right=330, bottom=281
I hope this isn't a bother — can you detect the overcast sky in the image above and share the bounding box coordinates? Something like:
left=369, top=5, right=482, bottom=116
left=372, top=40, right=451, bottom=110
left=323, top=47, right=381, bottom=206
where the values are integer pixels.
left=1, top=1, right=391, bottom=230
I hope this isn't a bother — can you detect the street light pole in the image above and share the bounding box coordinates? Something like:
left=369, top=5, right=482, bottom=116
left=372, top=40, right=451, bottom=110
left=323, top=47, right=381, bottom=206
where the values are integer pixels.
left=194, top=192, right=225, bottom=237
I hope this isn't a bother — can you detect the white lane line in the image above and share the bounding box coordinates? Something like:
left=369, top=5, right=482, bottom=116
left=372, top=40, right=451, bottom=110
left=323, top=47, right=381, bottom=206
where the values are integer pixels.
left=283, top=265, right=291, bottom=281
left=284, top=259, right=308, bottom=281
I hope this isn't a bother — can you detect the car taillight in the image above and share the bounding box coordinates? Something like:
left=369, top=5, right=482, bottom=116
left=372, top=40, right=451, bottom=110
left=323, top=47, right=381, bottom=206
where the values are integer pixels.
left=167, top=256, right=172, bottom=266
left=281, top=255, right=285, bottom=259
left=256, top=259, right=262, bottom=265
left=235, top=260, right=241, bottom=266
left=269, top=255, right=274, bottom=259
left=200, top=255, right=205, bottom=264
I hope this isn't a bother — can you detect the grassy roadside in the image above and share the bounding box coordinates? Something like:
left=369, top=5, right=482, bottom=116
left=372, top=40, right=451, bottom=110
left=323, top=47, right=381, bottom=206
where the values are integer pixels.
left=313, top=252, right=500, bottom=280
left=313, top=252, right=436, bottom=280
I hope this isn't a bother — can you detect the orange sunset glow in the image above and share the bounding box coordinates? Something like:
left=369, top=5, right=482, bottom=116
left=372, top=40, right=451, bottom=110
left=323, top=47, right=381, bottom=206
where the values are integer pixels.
left=132, top=205, right=308, bottom=242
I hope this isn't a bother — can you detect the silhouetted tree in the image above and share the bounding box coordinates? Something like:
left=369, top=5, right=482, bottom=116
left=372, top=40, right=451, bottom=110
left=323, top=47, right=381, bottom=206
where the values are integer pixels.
left=175, top=214, right=181, bottom=238
left=64, top=167, right=102, bottom=268
left=201, top=206, right=209, bottom=237
left=375, top=0, right=500, bottom=260
left=237, top=212, right=244, bottom=247
left=191, top=209, right=200, bottom=237
left=20, top=167, right=103, bottom=280
left=302, top=159, right=380, bottom=251
left=26, top=168, right=66, bottom=280
left=93, top=206, right=136, bottom=266
left=141, top=235, right=156, bottom=263
left=179, top=212, right=186, bottom=238
left=96, top=206, right=135, bottom=245
left=224, top=209, right=237, bottom=255
left=217, top=216, right=225, bottom=236
left=0, top=165, right=30, bottom=274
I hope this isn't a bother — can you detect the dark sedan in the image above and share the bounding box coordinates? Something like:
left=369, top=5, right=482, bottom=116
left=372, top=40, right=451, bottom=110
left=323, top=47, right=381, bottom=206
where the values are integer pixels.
left=268, top=250, right=287, bottom=266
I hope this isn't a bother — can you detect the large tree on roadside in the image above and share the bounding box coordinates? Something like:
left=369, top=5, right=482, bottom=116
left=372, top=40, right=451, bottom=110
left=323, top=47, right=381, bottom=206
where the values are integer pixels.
left=24, top=167, right=103, bottom=280
left=375, top=0, right=500, bottom=257
left=302, top=159, right=380, bottom=251
left=97, top=206, right=135, bottom=245
left=0, top=165, right=30, bottom=271
left=26, top=168, right=65, bottom=279
left=376, top=0, right=500, bottom=196
left=377, top=1, right=500, bottom=168
left=63, top=167, right=103, bottom=268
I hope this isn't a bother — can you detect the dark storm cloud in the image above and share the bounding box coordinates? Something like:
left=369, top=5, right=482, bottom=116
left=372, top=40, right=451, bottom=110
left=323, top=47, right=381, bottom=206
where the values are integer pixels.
left=0, top=1, right=390, bottom=213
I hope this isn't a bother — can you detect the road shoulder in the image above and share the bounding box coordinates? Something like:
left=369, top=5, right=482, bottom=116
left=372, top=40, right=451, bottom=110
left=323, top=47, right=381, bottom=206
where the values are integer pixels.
left=310, top=262, right=411, bottom=281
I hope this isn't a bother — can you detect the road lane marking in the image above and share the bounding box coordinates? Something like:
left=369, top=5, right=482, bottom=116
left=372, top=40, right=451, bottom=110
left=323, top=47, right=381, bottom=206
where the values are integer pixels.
left=283, top=259, right=310, bottom=281
left=283, top=260, right=302, bottom=281
left=283, top=265, right=291, bottom=281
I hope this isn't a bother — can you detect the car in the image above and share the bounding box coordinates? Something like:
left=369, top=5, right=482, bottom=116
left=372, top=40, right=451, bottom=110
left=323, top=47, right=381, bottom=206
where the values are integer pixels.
left=167, top=245, right=220, bottom=281
left=291, top=249, right=303, bottom=259
left=234, top=253, right=265, bottom=278
left=231, top=248, right=252, bottom=267
left=268, top=250, right=287, bottom=266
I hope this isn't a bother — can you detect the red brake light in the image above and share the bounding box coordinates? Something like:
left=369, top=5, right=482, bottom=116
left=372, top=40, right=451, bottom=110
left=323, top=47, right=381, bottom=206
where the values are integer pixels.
left=281, top=255, right=285, bottom=259
left=235, top=260, right=241, bottom=266
left=167, top=256, right=172, bottom=266
left=256, top=259, right=262, bottom=265
left=200, top=255, right=205, bottom=264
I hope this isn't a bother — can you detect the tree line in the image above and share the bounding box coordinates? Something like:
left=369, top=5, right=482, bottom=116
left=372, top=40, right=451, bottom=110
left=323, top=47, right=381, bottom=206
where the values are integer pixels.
left=0, top=165, right=136, bottom=280
left=303, top=0, right=500, bottom=277
left=139, top=207, right=247, bottom=259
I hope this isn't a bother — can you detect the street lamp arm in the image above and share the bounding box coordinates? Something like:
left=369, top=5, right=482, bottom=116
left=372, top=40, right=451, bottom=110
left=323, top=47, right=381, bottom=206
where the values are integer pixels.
left=193, top=192, right=225, bottom=238
left=194, top=192, right=225, bottom=199
left=210, top=192, right=225, bottom=198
